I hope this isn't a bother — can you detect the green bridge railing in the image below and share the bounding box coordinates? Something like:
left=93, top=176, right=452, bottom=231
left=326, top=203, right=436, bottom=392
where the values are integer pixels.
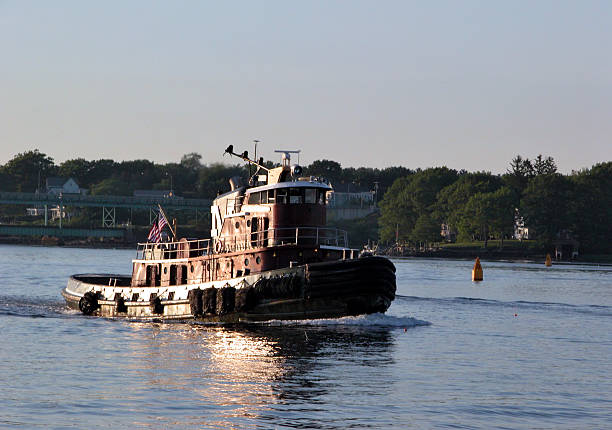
left=0, top=191, right=211, bottom=210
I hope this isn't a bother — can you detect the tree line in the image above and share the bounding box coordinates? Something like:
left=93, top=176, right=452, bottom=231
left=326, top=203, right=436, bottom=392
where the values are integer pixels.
left=0, top=150, right=409, bottom=199
left=378, top=155, right=612, bottom=254
left=1, top=150, right=610, bottom=253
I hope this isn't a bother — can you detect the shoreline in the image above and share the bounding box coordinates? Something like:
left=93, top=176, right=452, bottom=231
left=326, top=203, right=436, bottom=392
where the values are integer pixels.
left=1, top=236, right=610, bottom=265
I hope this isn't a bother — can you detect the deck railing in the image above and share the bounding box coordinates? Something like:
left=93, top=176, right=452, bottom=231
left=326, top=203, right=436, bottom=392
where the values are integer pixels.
left=136, top=226, right=348, bottom=260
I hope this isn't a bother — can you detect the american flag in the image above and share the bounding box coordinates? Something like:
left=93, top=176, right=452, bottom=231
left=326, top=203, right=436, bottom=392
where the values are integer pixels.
left=147, top=211, right=169, bottom=243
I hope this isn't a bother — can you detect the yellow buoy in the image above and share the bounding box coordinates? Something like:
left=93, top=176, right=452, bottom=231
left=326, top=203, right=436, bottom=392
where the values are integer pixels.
left=545, top=253, right=552, bottom=267
left=472, top=257, right=483, bottom=281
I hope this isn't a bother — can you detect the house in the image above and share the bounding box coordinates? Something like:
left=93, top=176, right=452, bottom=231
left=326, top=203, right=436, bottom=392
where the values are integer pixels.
left=440, top=223, right=456, bottom=242
left=26, top=177, right=85, bottom=219
left=45, top=177, right=87, bottom=195
left=514, top=209, right=530, bottom=240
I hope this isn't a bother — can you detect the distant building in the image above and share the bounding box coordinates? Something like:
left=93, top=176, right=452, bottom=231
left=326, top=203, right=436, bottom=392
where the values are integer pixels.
left=326, top=191, right=374, bottom=208
left=514, top=209, right=530, bottom=240
left=440, top=223, right=456, bottom=242
left=45, top=177, right=87, bottom=195
left=26, top=177, right=85, bottom=218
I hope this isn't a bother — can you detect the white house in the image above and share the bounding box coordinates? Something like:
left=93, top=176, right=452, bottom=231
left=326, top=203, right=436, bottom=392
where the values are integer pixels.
left=514, top=209, right=530, bottom=240
left=45, top=177, right=87, bottom=195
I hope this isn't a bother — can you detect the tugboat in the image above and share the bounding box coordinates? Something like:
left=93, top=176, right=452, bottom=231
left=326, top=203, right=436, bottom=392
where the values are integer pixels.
left=61, top=147, right=396, bottom=322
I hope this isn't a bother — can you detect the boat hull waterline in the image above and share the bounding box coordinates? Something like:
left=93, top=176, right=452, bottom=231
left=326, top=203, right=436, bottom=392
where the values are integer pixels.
left=62, top=256, right=396, bottom=322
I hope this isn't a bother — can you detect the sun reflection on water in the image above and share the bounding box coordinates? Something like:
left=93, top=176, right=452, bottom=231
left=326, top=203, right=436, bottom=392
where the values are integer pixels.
left=118, top=321, right=395, bottom=428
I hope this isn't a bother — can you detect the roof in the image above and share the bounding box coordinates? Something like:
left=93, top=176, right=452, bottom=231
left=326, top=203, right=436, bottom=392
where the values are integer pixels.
left=246, top=180, right=332, bottom=194
left=46, top=177, right=80, bottom=187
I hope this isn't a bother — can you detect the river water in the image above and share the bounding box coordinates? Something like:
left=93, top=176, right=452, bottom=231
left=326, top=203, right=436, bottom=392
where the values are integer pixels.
left=1, top=244, right=610, bottom=429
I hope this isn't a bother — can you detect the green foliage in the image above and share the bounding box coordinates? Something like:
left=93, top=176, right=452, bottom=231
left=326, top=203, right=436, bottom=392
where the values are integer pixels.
left=434, top=172, right=502, bottom=230
left=458, top=187, right=514, bottom=247
left=520, top=174, right=575, bottom=245
left=569, top=162, right=612, bottom=253
left=1, top=149, right=56, bottom=192
left=90, top=177, right=131, bottom=196
left=0, top=150, right=610, bottom=255
left=379, top=167, right=458, bottom=242
left=328, top=213, right=380, bottom=248
left=410, top=214, right=442, bottom=243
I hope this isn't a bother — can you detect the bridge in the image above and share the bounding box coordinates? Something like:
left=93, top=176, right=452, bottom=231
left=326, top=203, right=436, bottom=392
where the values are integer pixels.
left=0, top=191, right=212, bottom=231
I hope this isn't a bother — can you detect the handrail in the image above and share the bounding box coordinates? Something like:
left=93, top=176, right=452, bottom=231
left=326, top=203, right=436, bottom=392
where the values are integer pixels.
left=135, top=226, right=349, bottom=260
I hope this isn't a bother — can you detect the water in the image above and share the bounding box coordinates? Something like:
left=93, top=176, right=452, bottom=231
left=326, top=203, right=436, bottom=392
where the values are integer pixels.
left=1, top=245, right=610, bottom=429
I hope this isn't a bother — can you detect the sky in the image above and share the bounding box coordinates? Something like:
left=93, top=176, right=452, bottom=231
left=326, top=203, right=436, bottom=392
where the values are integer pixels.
left=1, top=1, right=611, bottom=173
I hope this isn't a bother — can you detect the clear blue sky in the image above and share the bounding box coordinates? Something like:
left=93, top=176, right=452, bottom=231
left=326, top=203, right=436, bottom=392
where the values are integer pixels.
left=1, top=1, right=611, bottom=173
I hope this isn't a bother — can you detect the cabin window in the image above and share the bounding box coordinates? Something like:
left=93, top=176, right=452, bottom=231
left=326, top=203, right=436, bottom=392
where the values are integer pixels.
left=235, top=221, right=240, bottom=229
left=249, top=192, right=261, bottom=204
left=317, top=189, right=326, bottom=205
left=276, top=189, right=288, bottom=204
left=261, top=192, right=268, bottom=204
left=244, top=258, right=249, bottom=266
left=256, top=256, right=261, bottom=265
left=305, top=188, right=316, bottom=204
left=267, top=190, right=275, bottom=203
left=289, top=188, right=304, bottom=204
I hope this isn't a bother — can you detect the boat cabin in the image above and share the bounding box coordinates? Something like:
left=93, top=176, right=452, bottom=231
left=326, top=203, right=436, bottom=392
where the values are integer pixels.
left=131, top=150, right=352, bottom=289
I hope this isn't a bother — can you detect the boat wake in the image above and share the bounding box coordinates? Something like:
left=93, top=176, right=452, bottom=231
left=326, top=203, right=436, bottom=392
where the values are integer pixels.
left=261, top=312, right=430, bottom=328
left=395, top=295, right=612, bottom=317
left=0, top=295, right=69, bottom=319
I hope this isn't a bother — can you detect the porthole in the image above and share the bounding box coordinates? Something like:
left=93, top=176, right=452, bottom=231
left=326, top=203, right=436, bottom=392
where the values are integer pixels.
left=235, top=221, right=240, bottom=229
left=246, top=219, right=251, bottom=227
left=164, top=267, right=168, bottom=274
left=244, top=258, right=249, bottom=266
left=190, top=265, right=194, bottom=273
left=256, top=256, right=261, bottom=264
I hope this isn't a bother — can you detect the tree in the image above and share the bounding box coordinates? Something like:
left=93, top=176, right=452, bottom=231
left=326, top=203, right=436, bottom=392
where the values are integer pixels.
left=306, top=160, right=343, bottom=185
left=488, top=187, right=515, bottom=247
left=90, top=177, right=131, bottom=196
left=58, top=158, right=92, bottom=187
left=520, top=174, right=575, bottom=245
left=410, top=214, right=442, bottom=243
left=180, top=152, right=203, bottom=171
left=2, top=149, right=56, bottom=192
left=533, top=154, right=557, bottom=176
left=379, top=167, right=458, bottom=243
left=457, top=187, right=514, bottom=247
left=378, top=177, right=414, bottom=242
left=434, top=172, right=502, bottom=239
left=569, top=162, right=612, bottom=253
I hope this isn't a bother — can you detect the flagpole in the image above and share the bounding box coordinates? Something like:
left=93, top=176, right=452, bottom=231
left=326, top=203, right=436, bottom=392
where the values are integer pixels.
left=157, top=204, right=177, bottom=241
